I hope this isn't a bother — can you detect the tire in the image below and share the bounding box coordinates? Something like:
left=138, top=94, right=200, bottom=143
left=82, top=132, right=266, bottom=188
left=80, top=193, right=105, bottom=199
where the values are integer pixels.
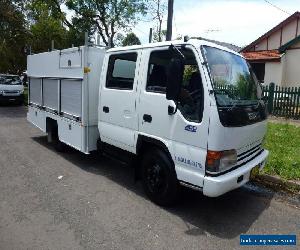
left=141, top=148, right=179, bottom=206
left=16, top=99, right=23, bottom=106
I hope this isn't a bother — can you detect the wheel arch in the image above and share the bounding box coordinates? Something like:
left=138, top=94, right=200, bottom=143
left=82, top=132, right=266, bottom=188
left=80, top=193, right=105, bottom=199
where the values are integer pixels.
left=134, top=135, right=174, bottom=180
left=46, top=117, right=58, bottom=133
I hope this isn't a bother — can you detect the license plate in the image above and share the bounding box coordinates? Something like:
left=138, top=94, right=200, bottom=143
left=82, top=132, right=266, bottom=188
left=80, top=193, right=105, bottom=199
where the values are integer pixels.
left=250, top=166, right=260, bottom=179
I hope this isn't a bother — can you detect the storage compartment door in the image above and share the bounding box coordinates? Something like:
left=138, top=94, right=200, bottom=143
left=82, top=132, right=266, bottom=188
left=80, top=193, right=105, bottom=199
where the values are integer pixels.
left=59, top=49, right=82, bottom=68
left=61, top=79, right=82, bottom=118
left=43, top=79, right=59, bottom=111
left=29, top=78, right=42, bottom=105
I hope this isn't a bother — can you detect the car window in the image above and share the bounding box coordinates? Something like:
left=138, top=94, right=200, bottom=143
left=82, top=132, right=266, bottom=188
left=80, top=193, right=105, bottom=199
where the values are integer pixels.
left=0, top=75, right=22, bottom=85
left=106, top=52, right=137, bottom=90
left=146, top=49, right=204, bottom=123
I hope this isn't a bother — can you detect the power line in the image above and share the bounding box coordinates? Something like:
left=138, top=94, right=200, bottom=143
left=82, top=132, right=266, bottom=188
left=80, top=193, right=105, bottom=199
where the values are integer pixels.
left=263, top=0, right=291, bottom=15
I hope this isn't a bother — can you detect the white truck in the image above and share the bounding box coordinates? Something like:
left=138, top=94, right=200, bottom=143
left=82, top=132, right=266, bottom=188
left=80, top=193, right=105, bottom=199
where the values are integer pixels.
left=27, top=39, right=269, bottom=205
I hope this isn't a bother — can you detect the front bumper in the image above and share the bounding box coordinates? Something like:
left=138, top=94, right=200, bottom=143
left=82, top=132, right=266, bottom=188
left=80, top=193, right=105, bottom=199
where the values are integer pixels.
left=0, top=94, right=24, bottom=102
left=203, top=149, right=269, bottom=197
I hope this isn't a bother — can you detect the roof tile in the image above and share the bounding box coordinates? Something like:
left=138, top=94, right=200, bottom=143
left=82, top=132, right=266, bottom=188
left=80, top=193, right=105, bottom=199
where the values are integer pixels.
left=241, top=50, right=282, bottom=62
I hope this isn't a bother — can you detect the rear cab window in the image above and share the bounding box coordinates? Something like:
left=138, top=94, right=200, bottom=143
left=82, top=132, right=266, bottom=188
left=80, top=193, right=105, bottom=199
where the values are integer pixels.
left=106, top=52, right=138, bottom=90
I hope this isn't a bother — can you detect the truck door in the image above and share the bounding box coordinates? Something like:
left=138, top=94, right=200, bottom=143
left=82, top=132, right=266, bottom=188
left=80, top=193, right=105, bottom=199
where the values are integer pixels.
left=99, top=51, right=141, bottom=152
left=137, top=46, right=210, bottom=187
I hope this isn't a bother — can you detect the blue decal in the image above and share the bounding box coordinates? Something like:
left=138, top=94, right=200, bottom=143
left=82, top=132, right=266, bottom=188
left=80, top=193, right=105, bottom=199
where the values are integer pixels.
left=185, top=125, right=197, bottom=133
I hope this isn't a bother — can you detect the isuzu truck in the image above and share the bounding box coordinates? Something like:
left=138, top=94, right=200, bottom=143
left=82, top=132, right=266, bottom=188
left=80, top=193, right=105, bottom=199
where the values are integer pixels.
left=27, top=39, right=269, bottom=205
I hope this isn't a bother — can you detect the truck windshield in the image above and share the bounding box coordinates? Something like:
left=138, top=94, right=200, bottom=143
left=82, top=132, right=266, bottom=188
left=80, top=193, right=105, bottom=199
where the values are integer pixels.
left=0, top=76, right=22, bottom=85
left=202, top=46, right=261, bottom=107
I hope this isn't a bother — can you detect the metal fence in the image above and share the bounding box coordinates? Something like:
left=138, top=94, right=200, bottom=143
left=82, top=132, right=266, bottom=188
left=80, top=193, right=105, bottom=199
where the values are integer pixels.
left=263, top=83, right=300, bottom=120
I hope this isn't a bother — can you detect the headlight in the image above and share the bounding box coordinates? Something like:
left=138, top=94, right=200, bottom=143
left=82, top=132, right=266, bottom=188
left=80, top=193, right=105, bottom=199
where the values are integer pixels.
left=206, top=149, right=237, bottom=174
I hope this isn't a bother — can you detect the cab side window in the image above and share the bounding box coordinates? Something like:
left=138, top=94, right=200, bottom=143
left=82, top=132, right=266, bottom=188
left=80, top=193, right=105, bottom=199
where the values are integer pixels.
left=146, top=51, right=169, bottom=93
left=106, top=52, right=137, bottom=90
left=146, top=49, right=204, bottom=123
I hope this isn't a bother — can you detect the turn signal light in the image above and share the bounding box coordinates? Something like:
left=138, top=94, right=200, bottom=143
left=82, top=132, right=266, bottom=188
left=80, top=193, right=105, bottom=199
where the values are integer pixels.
left=206, top=149, right=237, bottom=173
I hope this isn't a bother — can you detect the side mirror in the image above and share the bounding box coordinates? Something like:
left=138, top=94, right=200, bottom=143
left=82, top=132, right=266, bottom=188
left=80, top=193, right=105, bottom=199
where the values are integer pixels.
left=166, top=58, right=184, bottom=101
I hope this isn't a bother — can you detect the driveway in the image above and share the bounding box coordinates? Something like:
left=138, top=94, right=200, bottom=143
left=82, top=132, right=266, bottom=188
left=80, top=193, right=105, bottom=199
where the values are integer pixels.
left=0, top=106, right=299, bottom=250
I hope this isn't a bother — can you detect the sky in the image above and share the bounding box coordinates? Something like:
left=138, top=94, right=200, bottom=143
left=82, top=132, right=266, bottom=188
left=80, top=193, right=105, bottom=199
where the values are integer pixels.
left=132, top=0, right=300, bottom=47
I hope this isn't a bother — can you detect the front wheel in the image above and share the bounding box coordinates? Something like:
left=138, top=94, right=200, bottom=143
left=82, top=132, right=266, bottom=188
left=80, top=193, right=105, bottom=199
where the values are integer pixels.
left=141, top=148, right=179, bottom=206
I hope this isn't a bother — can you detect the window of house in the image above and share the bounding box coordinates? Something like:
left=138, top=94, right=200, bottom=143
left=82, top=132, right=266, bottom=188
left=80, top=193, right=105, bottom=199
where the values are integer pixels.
left=146, top=49, right=204, bottom=122
left=106, top=52, right=137, bottom=90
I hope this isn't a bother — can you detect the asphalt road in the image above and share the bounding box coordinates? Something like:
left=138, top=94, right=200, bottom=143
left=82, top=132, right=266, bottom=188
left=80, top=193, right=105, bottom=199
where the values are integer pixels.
left=0, top=105, right=299, bottom=250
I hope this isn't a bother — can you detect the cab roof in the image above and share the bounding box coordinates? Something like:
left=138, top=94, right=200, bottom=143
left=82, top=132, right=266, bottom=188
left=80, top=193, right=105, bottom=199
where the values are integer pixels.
left=107, top=38, right=241, bottom=57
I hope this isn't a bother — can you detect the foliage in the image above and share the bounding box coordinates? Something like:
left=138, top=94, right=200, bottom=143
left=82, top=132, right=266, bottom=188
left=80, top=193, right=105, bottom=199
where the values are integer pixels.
left=236, top=73, right=257, bottom=100
left=183, top=65, right=197, bottom=86
left=27, top=0, right=86, bottom=53
left=23, top=86, right=28, bottom=105
left=0, top=0, right=152, bottom=73
left=0, top=0, right=28, bottom=74
left=152, top=29, right=166, bottom=43
left=65, top=0, right=147, bottom=47
left=122, top=32, right=141, bottom=46
left=29, top=2, right=68, bottom=52
left=263, top=122, right=300, bottom=180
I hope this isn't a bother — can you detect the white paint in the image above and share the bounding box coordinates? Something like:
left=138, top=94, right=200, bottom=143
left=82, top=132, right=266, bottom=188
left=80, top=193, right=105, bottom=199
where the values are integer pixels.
left=264, top=61, right=284, bottom=85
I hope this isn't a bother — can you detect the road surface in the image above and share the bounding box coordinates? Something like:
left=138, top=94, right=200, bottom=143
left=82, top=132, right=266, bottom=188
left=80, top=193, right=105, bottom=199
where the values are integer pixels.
left=0, top=106, right=299, bottom=250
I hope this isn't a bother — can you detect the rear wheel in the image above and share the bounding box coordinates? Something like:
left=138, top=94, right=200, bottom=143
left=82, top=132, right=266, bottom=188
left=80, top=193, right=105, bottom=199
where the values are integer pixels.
left=141, top=148, right=179, bottom=206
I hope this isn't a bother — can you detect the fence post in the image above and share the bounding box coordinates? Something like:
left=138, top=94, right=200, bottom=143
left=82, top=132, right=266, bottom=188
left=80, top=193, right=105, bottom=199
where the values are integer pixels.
left=268, top=82, right=275, bottom=114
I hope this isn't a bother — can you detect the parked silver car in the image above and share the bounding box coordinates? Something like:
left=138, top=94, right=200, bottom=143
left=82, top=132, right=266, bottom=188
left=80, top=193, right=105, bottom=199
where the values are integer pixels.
left=0, top=74, right=24, bottom=105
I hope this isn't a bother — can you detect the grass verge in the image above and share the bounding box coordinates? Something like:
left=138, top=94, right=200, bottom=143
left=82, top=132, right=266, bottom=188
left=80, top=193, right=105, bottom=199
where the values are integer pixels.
left=24, top=86, right=28, bottom=105
left=263, top=122, right=300, bottom=180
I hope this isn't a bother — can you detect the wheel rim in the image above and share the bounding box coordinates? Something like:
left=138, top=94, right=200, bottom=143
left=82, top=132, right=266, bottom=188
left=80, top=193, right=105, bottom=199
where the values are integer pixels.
left=146, top=162, right=167, bottom=194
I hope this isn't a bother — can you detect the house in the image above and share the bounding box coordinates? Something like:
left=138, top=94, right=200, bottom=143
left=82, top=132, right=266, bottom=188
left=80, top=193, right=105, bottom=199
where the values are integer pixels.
left=241, top=12, right=300, bottom=87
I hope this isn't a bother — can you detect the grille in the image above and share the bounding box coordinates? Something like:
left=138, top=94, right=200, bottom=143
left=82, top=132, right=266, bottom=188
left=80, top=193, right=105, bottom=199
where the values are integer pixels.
left=4, top=90, right=19, bottom=94
left=237, top=143, right=262, bottom=163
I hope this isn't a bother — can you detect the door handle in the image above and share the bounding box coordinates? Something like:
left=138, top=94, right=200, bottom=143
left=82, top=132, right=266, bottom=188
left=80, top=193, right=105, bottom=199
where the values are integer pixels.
left=103, top=106, right=109, bottom=113
left=143, top=114, right=152, bottom=123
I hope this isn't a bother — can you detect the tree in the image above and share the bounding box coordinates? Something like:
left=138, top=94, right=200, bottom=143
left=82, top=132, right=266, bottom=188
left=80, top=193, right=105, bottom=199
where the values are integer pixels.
left=0, top=0, right=28, bottom=74
left=147, top=0, right=167, bottom=42
left=122, top=32, right=141, bottom=46
left=152, top=29, right=166, bottom=42
left=27, top=0, right=86, bottom=52
left=29, top=2, right=68, bottom=52
left=65, top=0, right=147, bottom=47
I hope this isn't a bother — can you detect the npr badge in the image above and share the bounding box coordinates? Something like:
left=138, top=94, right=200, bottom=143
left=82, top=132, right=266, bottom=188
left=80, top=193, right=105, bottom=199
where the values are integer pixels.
left=185, top=125, right=197, bottom=133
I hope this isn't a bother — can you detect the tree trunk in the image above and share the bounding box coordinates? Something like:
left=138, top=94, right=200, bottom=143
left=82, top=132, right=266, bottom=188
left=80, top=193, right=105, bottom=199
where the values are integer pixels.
left=158, top=19, right=162, bottom=42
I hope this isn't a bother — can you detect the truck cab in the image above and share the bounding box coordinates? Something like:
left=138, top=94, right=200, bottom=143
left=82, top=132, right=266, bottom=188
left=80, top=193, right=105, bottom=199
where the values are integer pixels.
left=98, top=39, right=269, bottom=205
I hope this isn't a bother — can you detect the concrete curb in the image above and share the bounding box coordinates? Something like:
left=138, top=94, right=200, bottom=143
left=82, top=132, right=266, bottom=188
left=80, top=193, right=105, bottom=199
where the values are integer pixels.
left=254, top=174, right=300, bottom=194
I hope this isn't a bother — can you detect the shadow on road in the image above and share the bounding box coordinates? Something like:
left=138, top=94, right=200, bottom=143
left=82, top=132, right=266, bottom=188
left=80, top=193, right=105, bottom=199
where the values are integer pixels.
left=32, top=135, right=274, bottom=240
left=0, top=105, right=27, bottom=118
